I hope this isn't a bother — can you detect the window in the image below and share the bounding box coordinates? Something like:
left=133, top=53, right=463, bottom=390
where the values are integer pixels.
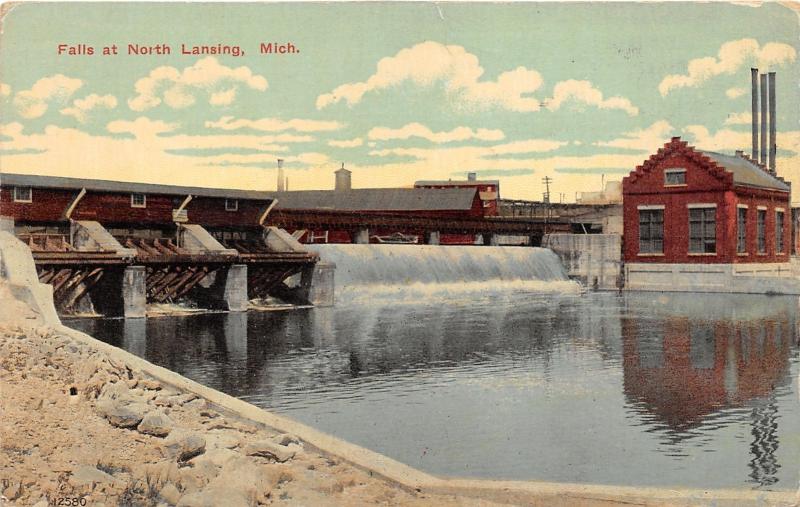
left=737, top=206, right=747, bottom=254
left=776, top=210, right=785, bottom=254
left=131, top=193, right=146, bottom=208
left=757, top=209, right=766, bottom=254
left=689, top=206, right=716, bottom=254
left=12, top=186, right=32, bottom=203
left=225, top=199, right=238, bottom=211
left=638, top=208, right=664, bottom=254
left=664, top=169, right=686, bottom=186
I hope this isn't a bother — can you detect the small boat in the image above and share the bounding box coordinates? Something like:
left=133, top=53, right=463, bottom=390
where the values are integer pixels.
left=370, top=232, right=420, bottom=244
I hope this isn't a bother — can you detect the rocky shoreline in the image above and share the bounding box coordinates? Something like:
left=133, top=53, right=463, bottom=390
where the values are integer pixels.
left=0, top=322, right=500, bottom=506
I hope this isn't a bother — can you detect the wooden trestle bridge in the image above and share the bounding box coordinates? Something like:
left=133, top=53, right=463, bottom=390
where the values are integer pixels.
left=19, top=231, right=318, bottom=315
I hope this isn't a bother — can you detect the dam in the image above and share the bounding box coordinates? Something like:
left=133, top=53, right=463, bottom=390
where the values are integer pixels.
left=64, top=242, right=800, bottom=492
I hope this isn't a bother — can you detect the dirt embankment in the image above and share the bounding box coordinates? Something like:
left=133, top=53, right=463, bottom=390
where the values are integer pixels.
left=0, top=322, right=501, bottom=507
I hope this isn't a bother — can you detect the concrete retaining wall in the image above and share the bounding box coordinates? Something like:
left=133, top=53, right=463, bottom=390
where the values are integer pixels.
left=544, top=233, right=622, bottom=290
left=0, top=231, right=60, bottom=326
left=626, top=262, right=800, bottom=294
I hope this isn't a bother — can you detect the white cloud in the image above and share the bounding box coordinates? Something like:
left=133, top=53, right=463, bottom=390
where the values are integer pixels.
left=0, top=122, right=326, bottom=191
left=546, top=80, right=639, bottom=116
left=205, top=115, right=343, bottom=133
left=726, top=87, right=746, bottom=99
left=0, top=83, right=10, bottom=98
left=723, top=112, right=751, bottom=126
left=328, top=137, right=364, bottom=148
left=316, top=41, right=638, bottom=116
left=107, top=117, right=179, bottom=137
left=659, top=39, right=796, bottom=96
left=682, top=125, right=750, bottom=151
left=60, top=94, right=118, bottom=123
left=13, top=74, right=83, bottom=119
left=594, top=121, right=675, bottom=151
left=316, top=41, right=544, bottom=112
left=490, top=139, right=568, bottom=155
left=106, top=116, right=300, bottom=152
left=128, top=57, right=268, bottom=111
left=368, top=137, right=565, bottom=161
left=367, top=123, right=505, bottom=144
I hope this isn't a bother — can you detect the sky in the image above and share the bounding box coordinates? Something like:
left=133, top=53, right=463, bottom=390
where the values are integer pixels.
left=0, top=2, right=798, bottom=202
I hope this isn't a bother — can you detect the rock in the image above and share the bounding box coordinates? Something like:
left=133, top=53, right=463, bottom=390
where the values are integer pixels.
left=99, top=381, right=131, bottom=401
left=177, top=487, right=249, bottom=507
left=170, top=393, right=198, bottom=406
left=135, top=460, right=180, bottom=490
left=139, top=379, right=161, bottom=390
left=159, top=482, right=182, bottom=505
left=204, top=431, right=240, bottom=450
left=162, top=430, right=206, bottom=461
left=2, top=481, right=22, bottom=500
left=207, top=457, right=272, bottom=504
left=138, top=410, right=174, bottom=437
left=243, top=439, right=296, bottom=462
left=70, top=465, right=123, bottom=487
left=153, top=396, right=173, bottom=407
left=184, top=398, right=207, bottom=410
left=190, top=448, right=240, bottom=469
left=273, top=433, right=301, bottom=446
left=96, top=399, right=149, bottom=428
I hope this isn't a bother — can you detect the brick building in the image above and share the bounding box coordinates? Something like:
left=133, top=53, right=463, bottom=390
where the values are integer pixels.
left=622, top=138, right=795, bottom=293
left=623, top=137, right=790, bottom=263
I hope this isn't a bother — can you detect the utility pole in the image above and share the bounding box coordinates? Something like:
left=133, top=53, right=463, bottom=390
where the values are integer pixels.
left=542, top=176, right=552, bottom=232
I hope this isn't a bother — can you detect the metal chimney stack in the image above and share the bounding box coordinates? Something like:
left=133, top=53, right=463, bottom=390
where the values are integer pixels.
left=751, top=68, right=758, bottom=160
left=768, top=72, right=776, bottom=175
left=760, top=74, right=767, bottom=166
left=277, top=159, right=285, bottom=192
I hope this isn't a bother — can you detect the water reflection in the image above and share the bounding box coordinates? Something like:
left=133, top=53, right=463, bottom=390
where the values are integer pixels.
left=65, top=292, right=800, bottom=489
left=620, top=294, right=795, bottom=487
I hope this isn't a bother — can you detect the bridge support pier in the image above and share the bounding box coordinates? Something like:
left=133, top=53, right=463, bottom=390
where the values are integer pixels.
left=425, top=231, right=441, bottom=245
left=354, top=228, right=370, bottom=244
left=217, top=264, right=249, bottom=311
left=122, top=266, right=147, bottom=318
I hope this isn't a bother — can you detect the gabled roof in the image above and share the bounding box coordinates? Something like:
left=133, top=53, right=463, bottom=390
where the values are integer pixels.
left=0, top=173, right=275, bottom=201
left=273, top=188, right=478, bottom=211
left=625, top=137, right=790, bottom=193
left=700, top=151, right=790, bottom=191
left=415, top=179, right=499, bottom=186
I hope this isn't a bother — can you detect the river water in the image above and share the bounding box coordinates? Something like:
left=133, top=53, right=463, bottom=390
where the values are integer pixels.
left=65, top=245, right=800, bottom=491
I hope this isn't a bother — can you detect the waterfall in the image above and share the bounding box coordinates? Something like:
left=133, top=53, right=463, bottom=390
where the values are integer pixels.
left=309, top=244, right=580, bottom=302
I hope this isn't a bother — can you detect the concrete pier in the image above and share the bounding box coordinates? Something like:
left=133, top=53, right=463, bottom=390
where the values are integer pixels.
left=196, top=264, right=249, bottom=311
left=544, top=234, right=622, bottom=290
left=354, top=228, right=370, bottom=244
left=122, top=266, right=147, bottom=318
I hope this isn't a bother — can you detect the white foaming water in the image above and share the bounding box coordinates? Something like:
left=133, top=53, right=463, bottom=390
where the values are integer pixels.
left=309, top=244, right=581, bottom=302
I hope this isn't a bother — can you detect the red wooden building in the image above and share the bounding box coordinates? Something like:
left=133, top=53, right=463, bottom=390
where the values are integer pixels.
left=623, top=137, right=791, bottom=265
left=415, top=172, right=500, bottom=216
left=0, top=173, right=276, bottom=232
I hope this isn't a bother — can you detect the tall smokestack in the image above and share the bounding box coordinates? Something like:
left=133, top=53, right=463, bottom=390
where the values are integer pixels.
left=277, top=159, right=285, bottom=192
left=760, top=74, right=767, bottom=166
left=768, top=72, right=776, bottom=175
left=751, top=68, right=759, bottom=160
